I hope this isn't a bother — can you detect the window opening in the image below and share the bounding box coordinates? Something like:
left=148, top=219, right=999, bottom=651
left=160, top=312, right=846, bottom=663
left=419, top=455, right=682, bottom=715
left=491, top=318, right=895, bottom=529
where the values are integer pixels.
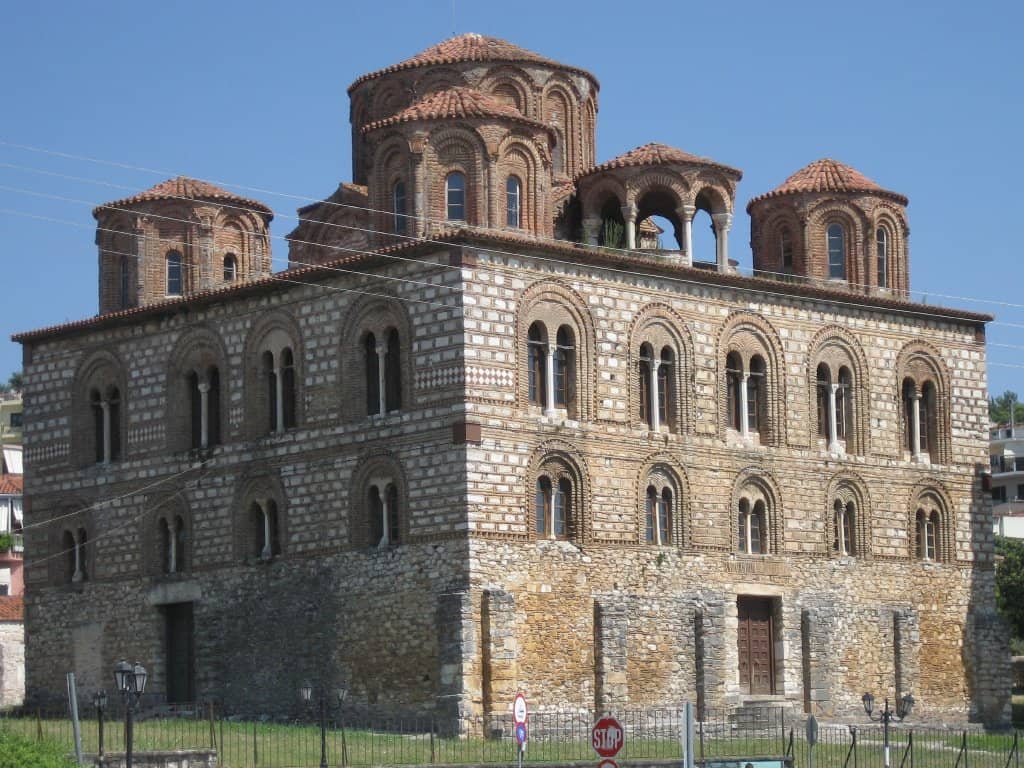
left=506, top=176, right=521, bottom=228
left=827, top=224, right=846, bottom=279
left=446, top=172, right=466, bottom=221
left=166, top=250, right=183, bottom=295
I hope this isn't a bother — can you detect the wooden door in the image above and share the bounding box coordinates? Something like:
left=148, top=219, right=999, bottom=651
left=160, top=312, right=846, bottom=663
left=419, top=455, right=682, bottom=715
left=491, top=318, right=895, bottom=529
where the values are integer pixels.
left=737, top=597, right=775, bottom=695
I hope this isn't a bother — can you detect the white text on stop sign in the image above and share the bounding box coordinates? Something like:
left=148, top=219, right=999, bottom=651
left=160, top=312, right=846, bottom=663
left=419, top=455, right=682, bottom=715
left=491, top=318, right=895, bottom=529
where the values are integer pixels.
left=593, top=725, right=622, bottom=752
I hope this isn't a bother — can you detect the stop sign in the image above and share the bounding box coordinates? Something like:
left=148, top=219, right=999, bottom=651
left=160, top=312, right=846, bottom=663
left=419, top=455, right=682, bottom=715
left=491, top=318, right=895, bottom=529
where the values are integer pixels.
left=592, top=717, right=624, bottom=757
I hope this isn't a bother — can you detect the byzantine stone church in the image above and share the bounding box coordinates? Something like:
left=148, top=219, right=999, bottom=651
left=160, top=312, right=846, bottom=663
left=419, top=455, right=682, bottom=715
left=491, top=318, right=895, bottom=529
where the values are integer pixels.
left=14, top=33, right=1009, bottom=727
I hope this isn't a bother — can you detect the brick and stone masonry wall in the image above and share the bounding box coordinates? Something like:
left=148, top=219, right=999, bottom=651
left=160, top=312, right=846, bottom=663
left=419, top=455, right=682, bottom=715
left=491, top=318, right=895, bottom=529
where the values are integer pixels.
left=0, top=619, right=24, bottom=707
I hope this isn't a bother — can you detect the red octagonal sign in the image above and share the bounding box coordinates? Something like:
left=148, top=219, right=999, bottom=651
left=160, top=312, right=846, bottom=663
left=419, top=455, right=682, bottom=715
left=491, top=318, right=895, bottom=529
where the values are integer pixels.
left=592, top=717, right=624, bottom=758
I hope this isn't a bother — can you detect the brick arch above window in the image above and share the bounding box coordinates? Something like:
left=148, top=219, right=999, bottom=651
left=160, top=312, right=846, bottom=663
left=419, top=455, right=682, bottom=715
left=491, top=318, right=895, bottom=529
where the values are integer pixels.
left=825, top=473, right=872, bottom=558
left=906, top=481, right=955, bottom=563
left=716, top=312, right=786, bottom=447
left=232, top=472, right=288, bottom=563
left=731, top=469, right=783, bottom=555
left=338, top=294, right=414, bottom=422
left=348, top=451, right=409, bottom=549
left=627, top=304, right=694, bottom=434
left=636, top=454, right=690, bottom=548
left=242, top=310, right=304, bottom=439
left=527, top=440, right=590, bottom=546
left=806, top=326, right=871, bottom=455
left=71, top=349, right=128, bottom=467
left=516, top=280, right=595, bottom=421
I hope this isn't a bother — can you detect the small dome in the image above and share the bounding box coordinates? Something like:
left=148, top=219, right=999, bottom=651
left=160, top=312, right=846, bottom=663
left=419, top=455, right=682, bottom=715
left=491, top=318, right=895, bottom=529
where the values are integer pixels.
left=748, top=159, right=907, bottom=207
left=94, top=176, right=273, bottom=219
left=581, top=142, right=741, bottom=178
left=361, top=86, right=553, bottom=134
left=348, top=33, right=598, bottom=92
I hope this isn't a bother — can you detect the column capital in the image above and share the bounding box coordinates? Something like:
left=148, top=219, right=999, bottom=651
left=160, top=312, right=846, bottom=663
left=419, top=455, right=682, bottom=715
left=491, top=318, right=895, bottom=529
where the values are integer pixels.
left=620, top=203, right=638, bottom=221
left=711, top=212, right=733, bottom=231
left=678, top=203, right=696, bottom=219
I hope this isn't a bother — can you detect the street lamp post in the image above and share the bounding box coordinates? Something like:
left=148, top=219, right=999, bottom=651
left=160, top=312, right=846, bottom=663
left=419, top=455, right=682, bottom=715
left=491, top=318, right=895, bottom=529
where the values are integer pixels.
left=93, top=689, right=107, bottom=760
left=114, top=661, right=148, bottom=768
left=862, top=692, right=915, bottom=768
left=301, top=681, right=350, bottom=768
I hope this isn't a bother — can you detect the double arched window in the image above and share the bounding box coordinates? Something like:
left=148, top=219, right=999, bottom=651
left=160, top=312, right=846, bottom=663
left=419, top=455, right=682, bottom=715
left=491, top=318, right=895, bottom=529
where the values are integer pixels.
left=645, top=485, right=673, bottom=546
left=815, top=363, right=853, bottom=449
left=826, top=224, right=846, bottom=279
left=261, top=347, right=297, bottom=434
left=726, top=352, right=767, bottom=439
left=62, top=527, right=89, bottom=583
left=187, top=366, right=222, bottom=450
left=364, top=328, right=402, bottom=416
left=166, top=250, right=183, bottom=295
left=159, top=514, right=188, bottom=574
left=250, top=499, right=281, bottom=561
left=527, top=321, right=576, bottom=413
left=638, top=343, right=674, bottom=431
left=902, top=377, right=939, bottom=461
left=915, top=508, right=940, bottom=560
left=446, top=172, right=466, bottom=221
left=535, top=476, right=571, bottom=539
left=89, top=385, right=122, bottom=464
left=833, top=499, right=856, bottom=556
left=737, top=498, right=767, bottom=554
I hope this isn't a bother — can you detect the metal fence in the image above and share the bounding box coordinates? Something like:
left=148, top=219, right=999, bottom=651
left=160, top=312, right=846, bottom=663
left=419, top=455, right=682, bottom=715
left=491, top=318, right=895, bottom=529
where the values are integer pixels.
left=1, top=706, right=1020, bottom=768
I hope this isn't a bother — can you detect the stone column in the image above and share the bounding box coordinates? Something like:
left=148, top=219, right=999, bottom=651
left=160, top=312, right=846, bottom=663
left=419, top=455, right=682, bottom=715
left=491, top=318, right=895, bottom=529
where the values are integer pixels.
left=198, top=382, right=211, bottom=449
left=696, top=597, right=730, bottom=711
left=482, top=590, right=519, bottom=721
left=72, top=538, right=84, bottom=583
left=649, top=361, right=660, bottom=433
left=544, top=346, right=556, bottom=415
left=594, top=598, right=628, bottom=714
left=801, top=607, right=837, bottom=716
left=828, top=384, right=840, bottom=452
left=436, top=591, right=474, bottom=737
left=378, top=488, right=390, bottom=547
left=739, top=372, right=750, bottom=439
left=582, top=216, right=601, bottom=245
left=261, top=506, right=273, bottom=559
left=911, top=390, right=922, bottom=460
left=893, top=609, right=920, bottom=701
left=712, top=212, right=732, bottom=272
left=678, top=204, right=695, bottom=259
left=621, top=203, right=638, bottom=250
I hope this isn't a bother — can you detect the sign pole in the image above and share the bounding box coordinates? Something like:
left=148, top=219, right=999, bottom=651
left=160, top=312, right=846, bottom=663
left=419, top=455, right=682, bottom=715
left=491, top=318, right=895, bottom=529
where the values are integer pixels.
left=684, top=702, right=695, bottom=768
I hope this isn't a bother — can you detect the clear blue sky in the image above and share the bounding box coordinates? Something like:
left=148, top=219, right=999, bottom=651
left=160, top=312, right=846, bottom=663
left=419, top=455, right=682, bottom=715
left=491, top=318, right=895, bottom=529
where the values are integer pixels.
left=1, top=0, right=1021, bottom=398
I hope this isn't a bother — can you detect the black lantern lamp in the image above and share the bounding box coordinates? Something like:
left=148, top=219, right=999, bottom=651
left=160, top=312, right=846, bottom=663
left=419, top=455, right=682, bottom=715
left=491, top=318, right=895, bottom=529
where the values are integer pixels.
left=115, top=660, right=148, bottom=768
left=862, top=692, right=915, bottom=768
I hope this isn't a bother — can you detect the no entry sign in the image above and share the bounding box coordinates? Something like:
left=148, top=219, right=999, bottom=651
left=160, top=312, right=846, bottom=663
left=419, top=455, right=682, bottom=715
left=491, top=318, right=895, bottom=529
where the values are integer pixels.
left=592, top=717, right=624, bottom=758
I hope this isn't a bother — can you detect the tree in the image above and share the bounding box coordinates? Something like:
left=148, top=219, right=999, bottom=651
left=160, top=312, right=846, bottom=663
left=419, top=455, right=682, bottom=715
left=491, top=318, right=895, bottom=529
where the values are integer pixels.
left=995, top=536, right=1024, bottom=646
left=989, top=390, right=1023, bottom=426
left=0, top=371, right=22, bottom=393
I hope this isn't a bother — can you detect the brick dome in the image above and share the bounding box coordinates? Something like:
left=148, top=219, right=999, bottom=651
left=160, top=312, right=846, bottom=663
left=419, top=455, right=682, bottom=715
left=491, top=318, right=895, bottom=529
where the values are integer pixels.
left=748, top=159, right=907, bottom=207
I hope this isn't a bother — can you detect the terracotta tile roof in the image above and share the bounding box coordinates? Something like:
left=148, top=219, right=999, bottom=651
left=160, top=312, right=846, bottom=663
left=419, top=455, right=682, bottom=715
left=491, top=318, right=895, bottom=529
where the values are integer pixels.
left=361, top=87, right=552, bottom=134
left=0, top=597, right=23, bottom=621
left=580, top=142, right=742, bottom=179
left=0, top=474, right=22, bottom=495
left=349, top=33, right=599, bottom=92
left=93, top=176, right=274, bottom=218
left=748, top=158, right=908, bottom=207
left=295, top=183, right=368, bottom=217
left=12, top=228, right=991, bottom=346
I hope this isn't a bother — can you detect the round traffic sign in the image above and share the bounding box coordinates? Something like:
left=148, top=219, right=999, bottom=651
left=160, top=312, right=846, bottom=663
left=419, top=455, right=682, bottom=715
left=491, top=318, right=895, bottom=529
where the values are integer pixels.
left=592, top=717, right=624, bottom=758
left=513, top=693, right=528, bottom=725
left=515, top=722, right=528, bottom=745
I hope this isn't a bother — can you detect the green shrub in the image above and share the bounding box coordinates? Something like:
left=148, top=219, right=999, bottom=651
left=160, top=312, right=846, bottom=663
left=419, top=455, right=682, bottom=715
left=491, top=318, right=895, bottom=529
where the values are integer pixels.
left=0, top=729, right=75, bottom=768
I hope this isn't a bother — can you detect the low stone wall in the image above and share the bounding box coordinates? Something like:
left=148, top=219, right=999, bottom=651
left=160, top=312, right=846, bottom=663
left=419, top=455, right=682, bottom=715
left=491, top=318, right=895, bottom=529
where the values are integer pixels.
left=90, top=749, right=217, bottom=768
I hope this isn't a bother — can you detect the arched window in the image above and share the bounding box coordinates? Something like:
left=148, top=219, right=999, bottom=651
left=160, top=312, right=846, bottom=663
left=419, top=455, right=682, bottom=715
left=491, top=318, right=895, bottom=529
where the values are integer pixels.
left=903, top=377, right=939, bottom=461
left=921, top=380, right=937, bottom=458
left=119, top=258, right=131, bottom=308
left=836, top=367, right=852, bottom=440
left=638, top=343, right=654, bottom=428
left=89, top=385, right=122, bottom=463
left=726, top=352, right=743, bottom=431
left=393, top=181, right=407, bottom=235
left=159, top=514, right=188, bottom=574
left=553, top=326, right=574, bottom=408
left=780, top=228, right=794, bottom=272
left=826, top=224, right=845, bottom=280
left=261, top=347, right=297, bottom=434
left=815, top=364, right=831, bottom=439
left=658, top=348, right=672, bottom=427
left=362, top=328, right=402, bottom=417
left=645, top=486, right=672, bottom=545
left=876, top=228, right=888, bottom=288
left=506, top=176, right=522, bottom=228
left=915, top=508, right=939, bottom=560
left=223, top=254, right=238, bottom=282
left=188, top=366, right=221, bottom=450
left=364, top=332, right=380, bottom=415
left=62, top=529, right=88, bottom=584
left=535, top=475, right=570, bottom=539
left=368, top=482, right=400, bottom=547
left=528, top=322, right=547, bottom=406
left=166, top=250, right=183, bottom=295
left=446, top=172, right=466, bottom=221
left=737, top=498, right=766, bottom=554
left=281, top=348, right=296, bottom=429
left=833, top=500, right=856, bottom=555
left=816, top=364, right=853, bottom=447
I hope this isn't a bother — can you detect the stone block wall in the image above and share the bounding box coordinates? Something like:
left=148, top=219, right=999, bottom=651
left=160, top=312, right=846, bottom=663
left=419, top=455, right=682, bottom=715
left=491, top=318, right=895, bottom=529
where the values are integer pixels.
left=0, top=618, right=24, bottom=708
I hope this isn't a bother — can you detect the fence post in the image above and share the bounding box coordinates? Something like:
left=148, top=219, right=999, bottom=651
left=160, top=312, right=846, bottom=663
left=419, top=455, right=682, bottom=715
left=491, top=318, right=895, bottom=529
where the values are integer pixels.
left=208, top=701, right=216, bottom=751
left=698, top=713, right=705, bottom=764
left=253, top=719, right=258, bottom=767
left=36, top=710, right=42, bottom=742
left=430, top=717, right=436, bottom=764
